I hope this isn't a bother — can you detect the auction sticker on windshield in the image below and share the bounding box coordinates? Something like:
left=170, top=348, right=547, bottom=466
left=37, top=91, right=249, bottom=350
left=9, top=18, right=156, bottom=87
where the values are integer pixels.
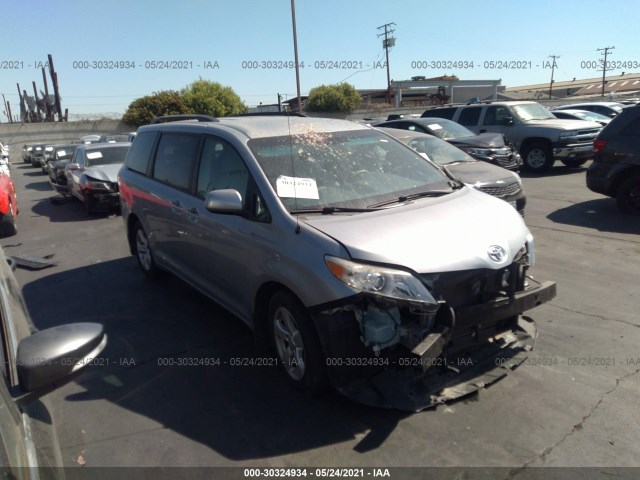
left=429, top=124, right=443, bottom=131
left=86, top=152, right=103, bottom=160
left=276, top=175, right=319, bottom=199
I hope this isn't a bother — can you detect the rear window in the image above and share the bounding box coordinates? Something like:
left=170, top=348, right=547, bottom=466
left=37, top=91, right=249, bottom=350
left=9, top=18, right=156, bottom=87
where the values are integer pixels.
left=125, top=131, right=158, bottom=174
left=84, top=145, right=130, bottom=167
left=421, top=107, right=456, bottom=120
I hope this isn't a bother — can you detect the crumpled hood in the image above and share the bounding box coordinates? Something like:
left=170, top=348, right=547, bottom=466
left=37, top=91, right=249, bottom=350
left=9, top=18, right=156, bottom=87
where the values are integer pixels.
left=301, top=187, right=529, bottom=273
left=449, top=132, right=506, bottom=148
left=83, top=163, right=122, bottom=183
left=445, top=161, right=518, bottom=186
left=525, top=118, right=601, bottom=130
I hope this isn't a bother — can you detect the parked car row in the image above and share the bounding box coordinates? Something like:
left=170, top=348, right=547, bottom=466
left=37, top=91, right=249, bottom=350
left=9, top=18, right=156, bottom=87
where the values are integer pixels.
left=421, top=101, right=602, bottom=172
left=23, top=135, right=132, bottom=215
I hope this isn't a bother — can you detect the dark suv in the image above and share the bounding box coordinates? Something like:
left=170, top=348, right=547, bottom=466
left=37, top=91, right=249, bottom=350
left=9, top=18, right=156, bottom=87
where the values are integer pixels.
left=586, top=106, right=640, bottom=214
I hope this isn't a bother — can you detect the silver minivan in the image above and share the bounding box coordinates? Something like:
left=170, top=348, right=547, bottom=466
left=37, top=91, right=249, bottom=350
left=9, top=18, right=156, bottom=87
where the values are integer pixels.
left=118, top=115, right=556, bottom=411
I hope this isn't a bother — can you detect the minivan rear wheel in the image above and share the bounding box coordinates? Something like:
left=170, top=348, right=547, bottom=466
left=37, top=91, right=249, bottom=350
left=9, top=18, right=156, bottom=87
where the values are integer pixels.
left=269, top=290, right=328, bottom=394
left=133, top=221, right=161, bottom=278
left=616, top=174, right=640, bottom=215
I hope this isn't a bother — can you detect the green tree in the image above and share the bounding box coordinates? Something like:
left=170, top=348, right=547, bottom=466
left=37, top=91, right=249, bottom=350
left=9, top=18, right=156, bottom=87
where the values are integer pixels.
left=122, top=90, right=189, bottom=127
left=181, top=79, right=247, bottom=117
left=305, top=83, right=362, bottom=112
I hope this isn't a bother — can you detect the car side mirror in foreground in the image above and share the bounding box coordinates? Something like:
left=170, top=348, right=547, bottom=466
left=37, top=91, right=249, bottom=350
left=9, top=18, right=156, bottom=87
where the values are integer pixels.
left=13, top=322, right=107, bottom=407
left=502, top=117, right=514, bottom=126
left=204, top=189, right=244, bottom=215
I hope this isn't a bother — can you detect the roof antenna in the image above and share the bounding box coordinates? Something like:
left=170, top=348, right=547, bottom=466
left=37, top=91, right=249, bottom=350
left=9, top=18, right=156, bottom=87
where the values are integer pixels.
left=286, top=113, right=301, bottom=234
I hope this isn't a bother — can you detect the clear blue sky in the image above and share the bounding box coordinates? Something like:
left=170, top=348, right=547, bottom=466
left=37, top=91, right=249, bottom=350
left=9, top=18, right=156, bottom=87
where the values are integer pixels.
left=1, top=0, right=638, bottom=119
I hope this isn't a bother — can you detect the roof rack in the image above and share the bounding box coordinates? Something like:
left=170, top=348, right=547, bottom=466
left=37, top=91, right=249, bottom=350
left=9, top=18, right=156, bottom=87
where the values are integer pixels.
left=229, top=112, right=308, bottom=117
left=150, top=114, right=218, bottom=124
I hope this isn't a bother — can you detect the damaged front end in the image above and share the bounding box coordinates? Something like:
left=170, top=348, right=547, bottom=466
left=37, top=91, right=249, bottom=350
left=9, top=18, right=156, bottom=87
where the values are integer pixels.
left=313, top=248, right=556, bottom=411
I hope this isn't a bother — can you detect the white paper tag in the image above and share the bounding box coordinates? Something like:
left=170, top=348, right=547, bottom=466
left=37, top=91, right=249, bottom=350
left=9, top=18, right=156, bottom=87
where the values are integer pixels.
left=276, top=175, right=319, bottom=199
left=86, top=151, right=103, bottom=160
left=429, top=124, right=443, bottom=131
left=57, top=150, right=66, bottom=157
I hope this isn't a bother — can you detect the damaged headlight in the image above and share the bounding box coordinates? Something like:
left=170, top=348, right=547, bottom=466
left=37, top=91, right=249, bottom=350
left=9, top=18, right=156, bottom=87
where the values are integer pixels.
left=325, top=256, right=438, bottom=307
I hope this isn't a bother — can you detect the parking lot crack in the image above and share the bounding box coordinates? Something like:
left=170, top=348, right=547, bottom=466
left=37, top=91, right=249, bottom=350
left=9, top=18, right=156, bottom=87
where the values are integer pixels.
left=503, top=368, right=640, bottom=479
left=547, top=303, right=640, bottom=329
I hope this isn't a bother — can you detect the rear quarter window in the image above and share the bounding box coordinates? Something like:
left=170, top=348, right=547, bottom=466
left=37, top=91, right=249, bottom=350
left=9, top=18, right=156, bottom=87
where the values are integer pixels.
left=124, top=131, right=158, bottom=174
left=457, top=107, right=482, bottom=126
left=421, top=107, right=457, bottom=120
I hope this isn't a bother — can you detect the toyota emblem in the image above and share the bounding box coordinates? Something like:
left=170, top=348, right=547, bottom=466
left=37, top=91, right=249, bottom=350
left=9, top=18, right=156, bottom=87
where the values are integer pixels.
left=488, top=245, right=507, bottom=263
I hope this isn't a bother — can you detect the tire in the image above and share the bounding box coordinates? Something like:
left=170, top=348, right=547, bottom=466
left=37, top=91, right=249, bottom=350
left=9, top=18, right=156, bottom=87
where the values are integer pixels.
left=84, top=193, right=95, bottom=215
left=561, top=159, right=588, bottom=168
left=0, top=203, right=17, bottom=238
left=269, top=290, right=329, bottom=394
left=616, top=174, right=640, bottom=215
left=132, top=221, right=161, bottom=279
left=522, top=142, right=554, bottom=172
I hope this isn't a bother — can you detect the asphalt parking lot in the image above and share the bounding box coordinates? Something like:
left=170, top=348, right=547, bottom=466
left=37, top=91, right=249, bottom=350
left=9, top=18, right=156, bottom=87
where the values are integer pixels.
left=2, top=155, right=639, bottom=475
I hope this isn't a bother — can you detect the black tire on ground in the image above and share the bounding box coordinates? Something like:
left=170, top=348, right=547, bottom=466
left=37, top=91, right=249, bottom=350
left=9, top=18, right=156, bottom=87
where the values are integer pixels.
left=616, top=174, right=640, bottom=215
left=132, top=221, right=161, bottom=279
left=84, top=193, right=95, bottom=215
left=561, top=159, right=589, bottom=168
left=0, top=205, right=17, bottom=238
left=268, top=290, right=329, bottom=395
left=522, top=142, right=554, bottom=172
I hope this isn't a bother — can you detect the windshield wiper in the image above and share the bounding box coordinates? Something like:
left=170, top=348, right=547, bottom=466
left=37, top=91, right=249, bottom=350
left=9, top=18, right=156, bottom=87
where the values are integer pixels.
left=289, top=206, right=382, bottom=215
left=368, top=188, right=458, bottom=208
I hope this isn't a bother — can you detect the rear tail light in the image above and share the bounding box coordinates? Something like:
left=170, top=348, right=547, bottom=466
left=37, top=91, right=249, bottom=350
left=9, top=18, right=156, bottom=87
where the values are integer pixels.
left=593, top=139, right=608, bottom=153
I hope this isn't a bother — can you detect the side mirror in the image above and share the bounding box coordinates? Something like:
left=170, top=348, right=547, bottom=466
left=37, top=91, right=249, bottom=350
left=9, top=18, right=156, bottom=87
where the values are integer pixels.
left=502, top=116, right=514, bottom=126
left=66, top=163, right=80, bottom=171
left=204, top=189, right=244, bottom=214
left=14, top=322, right=107, bottom=406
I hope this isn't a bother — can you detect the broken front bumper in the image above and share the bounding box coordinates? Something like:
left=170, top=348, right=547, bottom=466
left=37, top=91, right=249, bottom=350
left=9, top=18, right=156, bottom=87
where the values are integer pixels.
left=339, top=316, right=537, bottom=411
left=313, top=280, right=556, bottom=411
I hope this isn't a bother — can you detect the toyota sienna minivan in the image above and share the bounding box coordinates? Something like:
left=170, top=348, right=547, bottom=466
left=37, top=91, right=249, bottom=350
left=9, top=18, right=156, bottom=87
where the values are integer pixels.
left=118, top=115, right=556, bottom=411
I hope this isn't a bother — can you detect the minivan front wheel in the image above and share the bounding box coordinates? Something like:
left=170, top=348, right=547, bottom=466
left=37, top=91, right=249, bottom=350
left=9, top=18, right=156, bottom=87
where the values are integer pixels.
left=617, top=174, right=640, bottom=215
left=133, top=221, right=160, bottom=278
left=522, top=142, right=553, bottom=172
left=269, top=291, right=328, bottom=394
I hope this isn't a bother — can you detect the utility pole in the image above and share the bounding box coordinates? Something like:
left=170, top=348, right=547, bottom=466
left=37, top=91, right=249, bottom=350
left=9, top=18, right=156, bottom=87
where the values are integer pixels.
left=597, top=46, right=615, bottom=97
left=290, top=0, right=302, bottom=113
left=377, top=22, right=396, bottom=105
left=548, top=55, right=559, bottom=99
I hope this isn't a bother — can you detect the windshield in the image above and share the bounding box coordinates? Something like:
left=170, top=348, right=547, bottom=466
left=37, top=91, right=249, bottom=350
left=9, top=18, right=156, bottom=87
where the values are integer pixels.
left=420, top=119, right=476, bottom=139
left=249, top=129, right=452, bottom=211
left=405, top=136, right=475, bottom=165
left=55, top=147, right=77, bottom=160
left=85, top=146, right=129, bottom=167
left=575, top=111, right=610, bottom=122
left=511, top=103, right=556, bottom=121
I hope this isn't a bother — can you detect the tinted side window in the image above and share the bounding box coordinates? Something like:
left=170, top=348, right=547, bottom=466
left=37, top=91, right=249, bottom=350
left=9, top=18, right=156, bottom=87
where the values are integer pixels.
left=457, top=107, right=482, bottom=126
left=421, top=108, right=456, bottom=120
left=619, top=115, right=640, bottom=136
left=125, top=131, right=158, bottom=174
left=197, top=137, right=249, bottom=200
left=483, top=106, right=511, bottom=126
left=152, top=134, right=201, bottom=190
